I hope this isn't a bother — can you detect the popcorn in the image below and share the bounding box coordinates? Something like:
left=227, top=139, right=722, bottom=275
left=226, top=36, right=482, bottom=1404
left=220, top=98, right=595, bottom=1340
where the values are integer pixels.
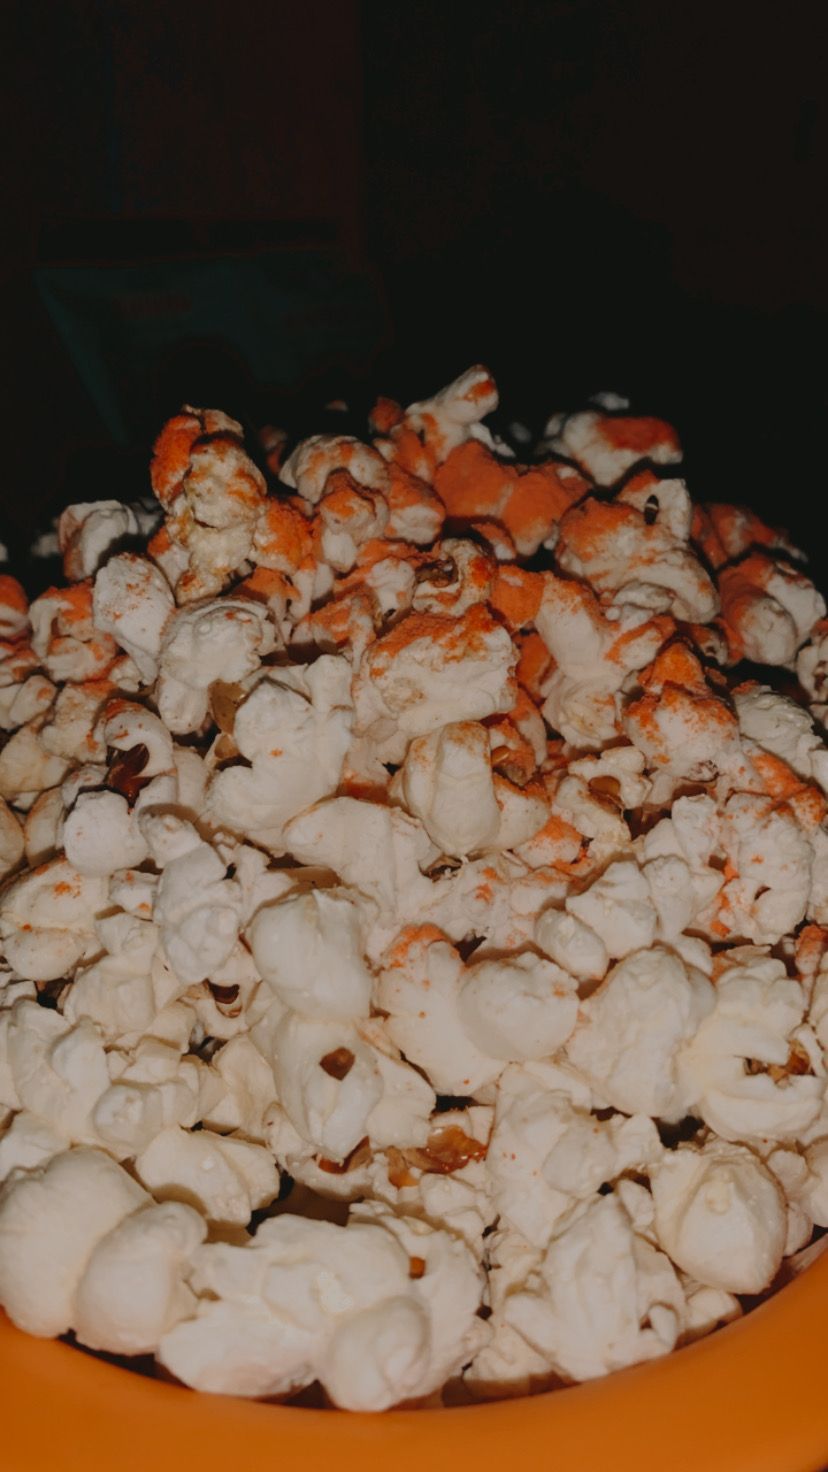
left=92, top=1040, right=219, bottom=1158
left=0, top=797, right=24, bottom=879
left=353, top=603, right=517, bottom=761
left=0, top=575, right=29, bottom=641
left=717, top=554, right=826, bottom=667
left=540, top=407, right=682, bottom=484
left=0, top=857, right=107, bottom=979
left=157, top=597, right=275, bottom=734
left=677, top=956, right=823, bottom=1142
left=434, top=441, right=586, bottom=557
left=158, top=1209, right=483, bottom=1409
left=556, top=484, right=717, bottom=623
left=268, top=1013, right=383, bottom=1160
left=536, top=572, right=672, bottom=747
left=59, top=500, right=160, bottom=582
left=650, top=1139, right=786, bottom=1293
left=497, top=1194, right=685, bottom=1384
left=566, top=947, right=715, bottom=1119
left=0, top=1147, right=148, bottom=1336
left=73, top=1200, right=206, bottom=1354
left=149, top=408, right=269, bottom=602
left=488, top=1063, right=661, bottom=1246
left=395, top=721, right=503, bottom=857
left=2, top=1000, right=110, bottom=1144
left=135, top=1126, right=279, bottom=1226
left=207, top=656, right=353, bottom=848
left=0, top=1109, right=64, bottom=1183
left=28, top=581, right=117, bottom=684
left=0, top=718, right=70, bottom=807
left=141, top=815, right=243, bottom=984
left=2, top=370, right=828, bottom=1409
left=93, top=554, right=175, bottom=684
left=734, top=683, right=828, bottom=792
left=0, top=672, right=55, bottom=733
left=248, top=889, right=373, bottom=1019
left=378, top=928, right=578, bottom=1097
left=281, top=433, right=389, bottom=506
left=62, top=913, right=182, bottom=1046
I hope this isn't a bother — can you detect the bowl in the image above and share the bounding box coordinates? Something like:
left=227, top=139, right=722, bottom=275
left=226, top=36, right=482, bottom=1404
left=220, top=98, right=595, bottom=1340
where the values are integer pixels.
left=3, top=1251, right=827, bottom=1472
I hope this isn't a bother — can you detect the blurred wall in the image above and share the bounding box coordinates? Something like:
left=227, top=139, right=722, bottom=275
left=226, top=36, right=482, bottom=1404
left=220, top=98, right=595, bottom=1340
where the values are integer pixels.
left=3, top=0, right=827, bottom=556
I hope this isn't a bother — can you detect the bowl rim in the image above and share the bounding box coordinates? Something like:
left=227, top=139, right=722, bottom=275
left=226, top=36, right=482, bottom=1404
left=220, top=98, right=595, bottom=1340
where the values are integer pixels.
left=2, top=1250, right=828, bottom=1472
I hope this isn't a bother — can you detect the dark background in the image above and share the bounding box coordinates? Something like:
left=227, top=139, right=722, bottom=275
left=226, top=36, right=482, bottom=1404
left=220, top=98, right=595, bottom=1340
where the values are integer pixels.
left=2, top=0, right=826, bottom=577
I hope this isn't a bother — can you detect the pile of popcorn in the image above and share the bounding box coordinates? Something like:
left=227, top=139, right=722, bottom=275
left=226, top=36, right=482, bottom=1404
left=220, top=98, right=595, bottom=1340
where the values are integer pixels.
left=3, top=369, right=828, bottom=1411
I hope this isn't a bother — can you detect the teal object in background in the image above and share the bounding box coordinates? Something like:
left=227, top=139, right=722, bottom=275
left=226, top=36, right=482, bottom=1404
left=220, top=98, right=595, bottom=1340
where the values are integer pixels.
left=36, top=251, right=385, bottom=444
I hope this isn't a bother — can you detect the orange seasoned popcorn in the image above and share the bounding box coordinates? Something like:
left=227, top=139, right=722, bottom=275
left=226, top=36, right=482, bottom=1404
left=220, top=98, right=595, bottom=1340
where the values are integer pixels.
left=3, top=364, right=828, bottom=1413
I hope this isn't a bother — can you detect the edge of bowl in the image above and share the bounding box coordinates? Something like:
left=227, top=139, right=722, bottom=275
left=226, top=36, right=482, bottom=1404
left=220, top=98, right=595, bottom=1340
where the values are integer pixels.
left=2, top=1250, right=828, bottom=1472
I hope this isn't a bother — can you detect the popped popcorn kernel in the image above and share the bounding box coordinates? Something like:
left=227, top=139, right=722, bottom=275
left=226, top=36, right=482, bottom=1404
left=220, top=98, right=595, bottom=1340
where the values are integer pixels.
left=1, top=367, right=827, bottom=1411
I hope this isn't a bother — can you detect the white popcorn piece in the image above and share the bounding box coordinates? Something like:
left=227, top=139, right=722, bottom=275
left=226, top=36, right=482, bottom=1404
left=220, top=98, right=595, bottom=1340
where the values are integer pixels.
left=411, top=539, right=496, bottom=618
left=248, top=888, right=372, bottom=1020
left=63, top=790, right=148, bottom=877
left=800, top=1137, right=828, bottom=1227
left=28, top=581, right=117, bottom=685
left=268, top=1013, right=383, bottom=1161
left=566, top=947, right=715, bottom=1119
left=38, top=681, right=108, bottom=762
left=718, top=554, right=825, bottom=666
left=0, top=718, right=71, bottom=807
left=349, top=1201, right=487, bottom=1400
left=535, top=908, right=608, bottom=981
left=488, top=1064, right=662, bottom=1246
left=0, top=857, right=107, bottom=980
left=208, top=657, right=353, bottom=849
left=650, top=1139, right=786, bottom=1293
left=283, top=798, right=436, bottom=949
left=734, top=683, right=828, bottom=793
left=677, top=956, right=822, bottom=1143
left=377, top=931, right=502, bottom=1097
left=63, top=913, right=182, bottom=1046
left=93, top=1041, right=218, bottom=1159
left=0, top=796, right=24, bottom=879
left=157, top=598, right=275, bottom=734
left=318, top=477, right=389, bottom=574
left=708, top=792, right=813, bottom=945
left=93, top=553, right=174, bottom=683
left=135, top=1125, right=278, bottom=1226
left=59, top=500, right=151, bottom=582
left=150, top=409, right=269, bottom=603
left=3, top=1000, right=110, bottom=1145
left=458, top=953, right=578, bottom=1063
left=73, top=1200, right=206, bottom=1355
left=501, top=1194, right=686, bottom=1383
left=797, top=619, right=828, bottom=719
left=141, top=814, right=243, bottom=984
left=378, top=930, right=577, bottom=1098
left=0, top=1109, right=65, bottom=1183
left=566, top=860, right=657, bottom=960
left=536, top=574, right=667, bottom=748
left=0, top=1147, right=148, bottom=1335
left=397, top=721, right=501, bottom=857
left=0, top=672, right=55, bottom=733
left=159, top=1207, right=483, bottom=1409
left=201, top=1036, right=276, bottom=1140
